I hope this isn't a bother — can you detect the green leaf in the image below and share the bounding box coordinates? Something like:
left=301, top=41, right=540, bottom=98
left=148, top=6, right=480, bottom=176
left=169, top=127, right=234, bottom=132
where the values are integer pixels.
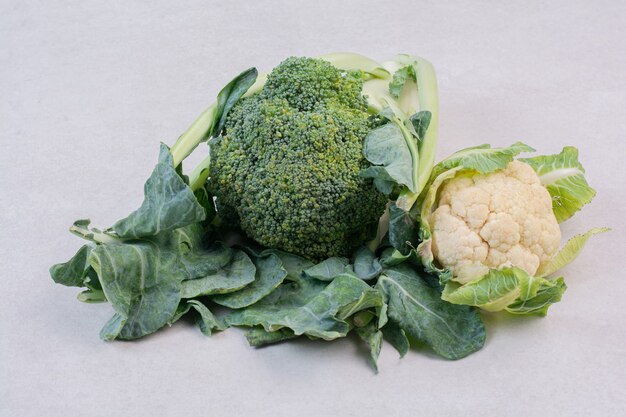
left=377, top=264, right=486, bottom=359
left=505, top=278, right=567, bottom=316
left=381, top=321, right=410, bottom=358
left=77, top=289, right=106, bottom=303
left=356, top=322, right=383, bottom=372
left=50, top=244, right=94, bottom=287
left=112, top=144, right=206, bottom=238
left=303, top=257, right=350, bottom=281
left=442, top=268, right=524, bottom=312
left=352, top=246, right=382, bottom=280
left=225, top=275, right=376, bottom=340
left=337, top=285, right=384, bottom=320
left=168, top=300, right=224, bottom=336
left=180, top=250, right=256, bottom=298
left=187, top=300, right=225, bottom=336
left=409, top=111, right=432, bottom=143
left=416, top=167, right=461, bottom=283
left=361, top=122, right=416, bottom=192
left=430, top=142, right=535, bottom=180
left=100, top=313, right=126, bottom=341
left=214, top=68, right=259, bottom=134
left=261, top=249, right=314, bottom=281
left=442, top=267, right=567, bottom=316
left=388, top=202, right=419, bottom=255
left=90, top=240, right=185, bottom=340
left=520, top=147, right=596, bottom=222
left=177, top=236, right=235, bottom=280
left=389, top=65, right=417, bottom=98
left=211, top=253, right=288, bottom=309
left=537, top=227, right=610, bottom=277
left=244, top=327, right=298, bottom=347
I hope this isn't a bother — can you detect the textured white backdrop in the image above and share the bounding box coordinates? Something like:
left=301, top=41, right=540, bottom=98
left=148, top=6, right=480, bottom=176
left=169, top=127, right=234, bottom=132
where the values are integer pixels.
left=1, top=1, right=625, bottom=416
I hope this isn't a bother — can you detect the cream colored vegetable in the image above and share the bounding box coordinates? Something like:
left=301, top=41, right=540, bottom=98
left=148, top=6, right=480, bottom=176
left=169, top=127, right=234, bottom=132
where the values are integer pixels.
left=431, top=160, right=561, bottom=284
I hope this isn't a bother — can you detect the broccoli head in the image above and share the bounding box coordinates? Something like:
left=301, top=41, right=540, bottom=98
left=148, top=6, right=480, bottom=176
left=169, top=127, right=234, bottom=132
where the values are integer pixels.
left=209, top=57, right=388, bottom=260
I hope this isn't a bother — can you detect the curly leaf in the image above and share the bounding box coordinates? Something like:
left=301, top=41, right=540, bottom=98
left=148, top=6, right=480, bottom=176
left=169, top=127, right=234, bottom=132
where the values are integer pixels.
left=50, top=244, right=94, bottom=287
left=520, top=147, right=596, bottom=222
left=537, top=227, right=610, bottom=277
left=430, top=142, right=535, bottom=180
left=505, top=278, right=567, bottom=316
left=443, top=267, right=567, bottom=316
left=442, top=268, right=524, bottom=312
left=389, top=65, right=417, bottom=98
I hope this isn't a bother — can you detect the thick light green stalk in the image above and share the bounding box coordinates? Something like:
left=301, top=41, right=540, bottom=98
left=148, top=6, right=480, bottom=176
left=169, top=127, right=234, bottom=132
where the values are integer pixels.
left=170, top=105, right=217, bottom=168
left=189, top=154, right=212, bottom=192
left=395, top=56, right=439, bottom=211
left=70, top=222, right=121, bottom=244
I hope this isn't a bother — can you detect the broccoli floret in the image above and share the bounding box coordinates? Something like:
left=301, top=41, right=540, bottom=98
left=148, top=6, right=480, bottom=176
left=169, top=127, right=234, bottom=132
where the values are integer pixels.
left=209, top=57, right=388, bottom=260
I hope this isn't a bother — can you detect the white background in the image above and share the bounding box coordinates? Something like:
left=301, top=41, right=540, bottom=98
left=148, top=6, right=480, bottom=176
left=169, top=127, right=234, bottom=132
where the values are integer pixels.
left=1, top=1, right=625, bottom=416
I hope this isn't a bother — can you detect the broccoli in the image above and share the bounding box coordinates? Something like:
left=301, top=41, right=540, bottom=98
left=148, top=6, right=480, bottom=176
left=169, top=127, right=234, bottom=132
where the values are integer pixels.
left=208, top=57, right=388, bottom=259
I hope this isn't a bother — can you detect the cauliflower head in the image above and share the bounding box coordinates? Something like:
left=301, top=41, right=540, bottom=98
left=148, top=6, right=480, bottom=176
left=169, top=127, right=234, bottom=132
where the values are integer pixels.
left=431, top=160, right=561, bottom=283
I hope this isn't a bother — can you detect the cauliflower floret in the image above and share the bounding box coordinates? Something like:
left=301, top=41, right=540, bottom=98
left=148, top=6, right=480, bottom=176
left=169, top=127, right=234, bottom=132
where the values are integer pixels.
left=431, top=160, right=561, bottom=282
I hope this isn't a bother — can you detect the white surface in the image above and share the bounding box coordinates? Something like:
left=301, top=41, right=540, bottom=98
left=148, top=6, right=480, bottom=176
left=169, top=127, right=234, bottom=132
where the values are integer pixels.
left=1, top=1, right=625, bottom=416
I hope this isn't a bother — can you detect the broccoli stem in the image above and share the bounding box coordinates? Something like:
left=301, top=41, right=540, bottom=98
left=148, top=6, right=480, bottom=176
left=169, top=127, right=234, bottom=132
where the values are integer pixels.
left=189, top=154, right=212, bottom=192
left=414, top=57, right=439, bottom=194
left=70, top=223, right=120, bottom=245
left=396, top=57, right=439, bottom=211
left=169, top=104, right=218, bottom=168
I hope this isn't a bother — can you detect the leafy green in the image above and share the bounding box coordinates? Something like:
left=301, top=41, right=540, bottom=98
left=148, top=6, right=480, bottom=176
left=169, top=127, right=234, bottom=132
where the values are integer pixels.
left=303, top=257, right=350, bottom=281
left=180, top=250, right=256, bottom=298
left=442, top=267, right=567, bottom=316
left=170, top=300, right=225, bottom=336
left=389, top=65, right=416, bottom=98
left=211, top=253, right=287, bottom=308
left=225, top=274, right=378, bottom=340
left=244, top=327, right=298, bottom=346
left=352, top=247, right=382, bottom=281
left=361, top=121, right=417, bottom=193
left=381, top=321, right=410, bottom=357
left=388, top=202, right=419, bottom=255
left=506, top=278, right=567, bottom=316
left=50, top=244, right=94, bottom=287
left=356, top=322, right=383, bottom=372
left=214, top=68, right=259, bottom=134
left=408, top=111, right=432, bottom=144
left=112, top=144, right=206, bottom=239
left=442, top=268, right=524, bottom=312
left=377, top=264, right=486, bottom=360
left=537, top=227, right=609, bottom=277
left=90, top=239, right=186, bottom=340
left=520, top=147, right=596, bottom=222
left=429, top=142, right=535, bottom=181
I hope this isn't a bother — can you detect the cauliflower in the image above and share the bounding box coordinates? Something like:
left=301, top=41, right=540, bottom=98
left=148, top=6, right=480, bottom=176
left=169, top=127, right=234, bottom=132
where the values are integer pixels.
left=430, top=160, right=561, bottom=283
